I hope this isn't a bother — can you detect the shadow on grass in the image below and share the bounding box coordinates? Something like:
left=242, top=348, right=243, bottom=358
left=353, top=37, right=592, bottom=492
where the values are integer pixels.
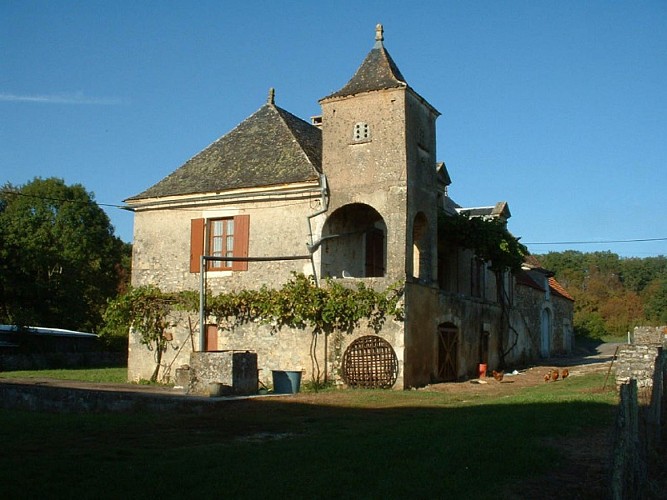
left=0, top=393, right=616, bottom=499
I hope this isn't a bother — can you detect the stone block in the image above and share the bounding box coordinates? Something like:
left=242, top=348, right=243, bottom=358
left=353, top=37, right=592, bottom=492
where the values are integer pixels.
left=187, top=351, right=258, bottom=396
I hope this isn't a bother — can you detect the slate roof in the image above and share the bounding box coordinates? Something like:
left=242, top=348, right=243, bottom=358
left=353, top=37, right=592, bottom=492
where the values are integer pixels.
left=457, top=202, right=511, bottom=220
left=321, top=24, right=407, bottom=100
left=126, top=98, right=322, bottom=201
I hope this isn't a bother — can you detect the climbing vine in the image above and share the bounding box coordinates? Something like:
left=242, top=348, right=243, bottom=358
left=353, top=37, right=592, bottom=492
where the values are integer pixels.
left=102, top=285, right=196, bottom=382
left=207, top=273, right=404, bottom=334
left=438, top=211, right=528, bottom=368
left=103, top=274, right=404, bottom=382
left=437, top=211, right=528, bottom=272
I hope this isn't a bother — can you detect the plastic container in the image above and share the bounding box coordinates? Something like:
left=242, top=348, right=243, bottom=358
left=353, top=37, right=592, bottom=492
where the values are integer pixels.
left=272, top=370, right=302, bottom=394
left=478, top=363, right=487, bottom=379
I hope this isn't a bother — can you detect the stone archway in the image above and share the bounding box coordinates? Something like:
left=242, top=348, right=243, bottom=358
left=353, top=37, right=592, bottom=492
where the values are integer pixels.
left=321, top=203, right=387, bottom=278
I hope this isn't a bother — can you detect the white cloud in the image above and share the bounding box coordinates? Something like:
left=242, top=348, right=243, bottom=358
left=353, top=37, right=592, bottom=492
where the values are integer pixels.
left=0, top=91, right=123, bottom=105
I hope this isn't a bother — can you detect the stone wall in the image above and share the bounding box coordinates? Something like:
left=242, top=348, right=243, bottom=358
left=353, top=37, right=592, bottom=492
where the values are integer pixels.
left=632, top=325, right=667, bottom=346
left=0, top=379, right=223, bottom=413
left=615, top=345, right=662, bottom=397
left=128, top=307, right=407, bottom=389
left=319, top=88, right=411, bottom=284
left=513, top=282, right=574, bottom=357
left=131, top=194, right=321, bottom=294
left=610, top=347, right=667, bottom=499
left=610, top=380, right=646, bottom=500
left=214, top=315, right=406, bottom=390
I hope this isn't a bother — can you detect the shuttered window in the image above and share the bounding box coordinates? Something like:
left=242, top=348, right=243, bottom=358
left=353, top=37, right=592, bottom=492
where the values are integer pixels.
left=189, top=215, right=250, bottom=272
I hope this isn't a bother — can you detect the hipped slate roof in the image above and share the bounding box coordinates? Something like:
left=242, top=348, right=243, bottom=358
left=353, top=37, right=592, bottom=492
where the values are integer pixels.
left=321, top=24, right=407, bottom=100
left=126, top=95, right=322, bottom=201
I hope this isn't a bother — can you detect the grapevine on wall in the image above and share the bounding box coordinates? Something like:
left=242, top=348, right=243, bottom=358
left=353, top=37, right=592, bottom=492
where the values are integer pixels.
left=103, top=274, right=404, bottom=382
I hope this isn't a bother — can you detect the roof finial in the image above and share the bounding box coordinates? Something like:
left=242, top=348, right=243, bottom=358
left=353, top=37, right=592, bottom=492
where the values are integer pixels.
left=268, top=87, right=275, bottom=105
left=375, top=23, right=384, bottom=43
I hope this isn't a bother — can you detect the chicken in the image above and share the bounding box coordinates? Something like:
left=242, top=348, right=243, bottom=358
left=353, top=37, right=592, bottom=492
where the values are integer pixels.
left=561, top=368, right=569, bottom=380
left=544, top=372, right=551, bottom=382
left=492, top=370, right=504, bottom=382
left=551, top=369, right=560, bottom=381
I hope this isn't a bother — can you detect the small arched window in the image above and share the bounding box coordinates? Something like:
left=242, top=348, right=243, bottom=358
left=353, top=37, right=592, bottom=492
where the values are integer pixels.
left=353, top=122, right=370, bottom=142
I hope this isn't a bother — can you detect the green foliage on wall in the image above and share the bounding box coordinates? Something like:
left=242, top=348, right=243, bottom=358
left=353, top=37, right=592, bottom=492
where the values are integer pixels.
left=102, top=274, right=404, bottom=380
left=207, top=273, right=404, bottom=333
left=102, top=285, right=182, bottom=381
left=437, top=211, right=528, bottom=272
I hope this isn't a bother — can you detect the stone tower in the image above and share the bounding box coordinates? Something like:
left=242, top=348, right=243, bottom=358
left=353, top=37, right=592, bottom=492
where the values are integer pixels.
left=318, top=24, right=440, bottom=283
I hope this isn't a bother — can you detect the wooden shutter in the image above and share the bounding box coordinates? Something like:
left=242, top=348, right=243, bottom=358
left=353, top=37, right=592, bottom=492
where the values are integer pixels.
left=231, top=214, right=250, bottom=271
left=190, top=218, right=205, bottom=273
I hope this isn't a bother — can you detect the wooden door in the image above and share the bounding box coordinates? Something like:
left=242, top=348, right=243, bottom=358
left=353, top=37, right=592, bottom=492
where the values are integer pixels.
left=365, top=228, right=384, bottom=277
left=437, top=324, right=458, bottom=381
left=205, top=324, right=218, bottom=352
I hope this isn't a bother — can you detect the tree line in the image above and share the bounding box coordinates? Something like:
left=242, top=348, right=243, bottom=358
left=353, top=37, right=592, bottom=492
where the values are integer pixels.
left=535, top=250, right=667, bottom=339
left=0, top=177, right=131, bottom=335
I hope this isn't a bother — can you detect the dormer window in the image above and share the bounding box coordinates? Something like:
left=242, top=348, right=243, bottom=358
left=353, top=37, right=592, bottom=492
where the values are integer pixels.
left=353, top=122, right=370, bottom=142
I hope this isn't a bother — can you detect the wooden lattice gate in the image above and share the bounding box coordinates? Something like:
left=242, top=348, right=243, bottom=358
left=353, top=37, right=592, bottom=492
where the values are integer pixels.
left=342, top=335, right=398, bottom=389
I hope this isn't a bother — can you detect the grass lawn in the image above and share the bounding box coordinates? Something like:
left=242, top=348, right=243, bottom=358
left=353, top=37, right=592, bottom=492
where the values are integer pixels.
left=0, top=370, right=618, bottom=499
left=0, top=367, right=128, bottom=384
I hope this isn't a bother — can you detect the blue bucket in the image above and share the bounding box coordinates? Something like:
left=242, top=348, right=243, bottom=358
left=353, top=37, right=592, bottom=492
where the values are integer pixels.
left=272, top=370, right=302, bottom=394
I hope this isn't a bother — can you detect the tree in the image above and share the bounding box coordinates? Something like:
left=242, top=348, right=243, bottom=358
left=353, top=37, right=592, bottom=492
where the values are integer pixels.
left=536, top=250, right=667, bottom=340
left=102, top=286, right=178, bottom=382
left=0, top=177, right=129, bottom=331
left=643, top=277, right=667, bottom=325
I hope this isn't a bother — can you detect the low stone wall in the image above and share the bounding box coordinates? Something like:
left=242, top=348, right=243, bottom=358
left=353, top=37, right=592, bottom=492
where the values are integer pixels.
left=0, top=380, right=220, bottom=413
left=610, top=380, right=646, bottom=500
left=632, top=325, right=667, bottom=346
left=611, top=349, right=667, bottom=499
left=615, top=345, right=661, bottom=400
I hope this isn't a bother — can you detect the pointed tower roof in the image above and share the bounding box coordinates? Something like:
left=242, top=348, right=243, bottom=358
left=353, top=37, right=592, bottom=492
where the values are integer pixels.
left=322, top=24, right=408, bottom=100
left=126, top=89, right=322, bottom=201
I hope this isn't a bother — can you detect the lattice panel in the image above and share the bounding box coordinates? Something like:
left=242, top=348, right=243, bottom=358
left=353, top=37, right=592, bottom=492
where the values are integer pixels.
left=342, top=335, right=398, bottom=389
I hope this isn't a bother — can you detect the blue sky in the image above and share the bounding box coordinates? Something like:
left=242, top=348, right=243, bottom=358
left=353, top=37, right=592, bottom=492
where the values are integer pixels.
left=2, top=1, right=666, bottom=258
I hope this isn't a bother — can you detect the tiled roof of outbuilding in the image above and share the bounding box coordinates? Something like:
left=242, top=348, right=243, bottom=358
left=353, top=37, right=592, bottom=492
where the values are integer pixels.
left=321, top=24, right=407, bottom=100
left=548, top=277, right=575, bottom=301
left=517, top=255, right=575, bottom=302
left=126, top=97, right=322, bottom=201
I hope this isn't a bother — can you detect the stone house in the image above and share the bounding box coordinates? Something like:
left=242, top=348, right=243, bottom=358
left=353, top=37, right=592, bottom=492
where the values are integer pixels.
left=125, top=25, right=573, bottom=389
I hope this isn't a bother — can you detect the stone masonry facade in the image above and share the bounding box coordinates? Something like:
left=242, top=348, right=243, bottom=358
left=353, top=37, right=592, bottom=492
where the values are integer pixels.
left=125, top=25, right=574, bottom=389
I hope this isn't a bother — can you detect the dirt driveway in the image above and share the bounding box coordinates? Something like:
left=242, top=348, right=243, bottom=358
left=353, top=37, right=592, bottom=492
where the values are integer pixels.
left=423, top=342, right=620, bottom=395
